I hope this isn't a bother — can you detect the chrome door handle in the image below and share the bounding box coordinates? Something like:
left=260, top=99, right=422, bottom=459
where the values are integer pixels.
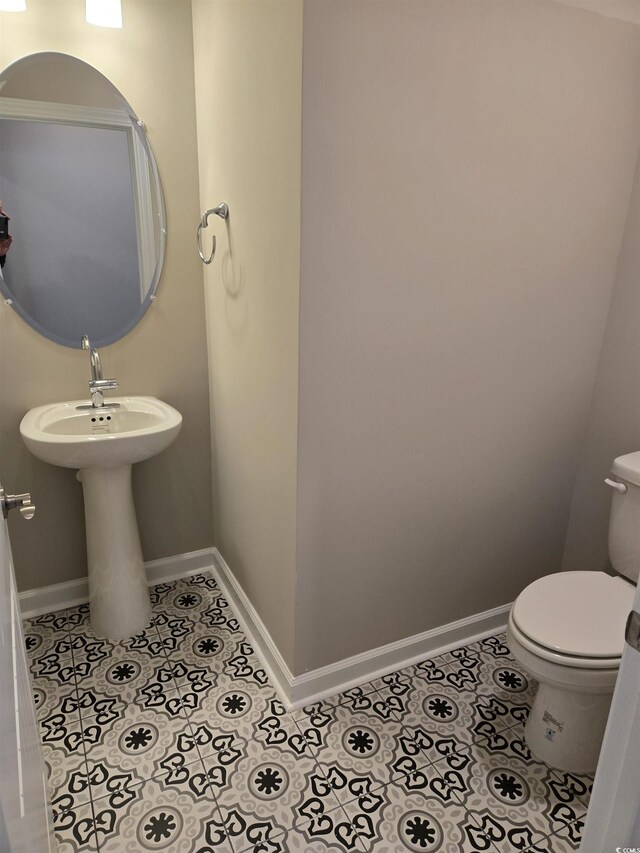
left=625, top=611, right=640, bottom=653
left=0, top=487, right=35, bottom=520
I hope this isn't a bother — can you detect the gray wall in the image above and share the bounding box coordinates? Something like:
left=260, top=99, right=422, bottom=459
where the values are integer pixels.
left=0, top=0, right=214, bottom=592
left=562, top=152, right=640, bottom=574
left=192, top=0, right=303, bottom=670
left=295, top=0, right=640, bottom=672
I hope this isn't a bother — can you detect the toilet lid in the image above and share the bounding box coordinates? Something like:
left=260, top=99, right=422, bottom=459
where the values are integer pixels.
left=512, top=572, right=635, bottom=658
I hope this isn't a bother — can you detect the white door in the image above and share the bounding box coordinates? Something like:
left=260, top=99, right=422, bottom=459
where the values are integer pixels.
left=0, top=486, right=53, bottom=852
left=580, top=581, right=640, bottom=850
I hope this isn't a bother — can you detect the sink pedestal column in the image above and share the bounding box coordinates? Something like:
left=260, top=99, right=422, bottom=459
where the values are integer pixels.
left=77, top=465, right=152, bottom=640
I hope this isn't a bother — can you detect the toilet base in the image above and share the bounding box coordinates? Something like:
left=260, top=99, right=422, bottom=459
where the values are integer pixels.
left=525, top=681, right=613, bottom=774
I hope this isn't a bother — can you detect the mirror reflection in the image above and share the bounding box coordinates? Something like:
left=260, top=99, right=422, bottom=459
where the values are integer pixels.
left=0, top=52, right=166, bottom=348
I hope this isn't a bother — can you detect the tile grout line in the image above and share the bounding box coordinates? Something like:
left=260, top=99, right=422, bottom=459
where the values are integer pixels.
left=290, top=712, right=368, bottom=849
left=149, top=581, right=244, bottom=853
left=73, top=600, right=191, bottom=851
left=70, top=606, right=109, bottom=853
left=294, top=683, right=429, bottom=852
left=65, top=605, right=102, bottom=853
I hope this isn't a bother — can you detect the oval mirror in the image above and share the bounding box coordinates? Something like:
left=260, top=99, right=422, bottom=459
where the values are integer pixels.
left=0, top=52, right=166, bottom=348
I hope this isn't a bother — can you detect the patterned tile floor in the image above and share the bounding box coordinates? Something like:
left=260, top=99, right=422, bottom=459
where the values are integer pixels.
left=24, top=572, right=593, bottom=853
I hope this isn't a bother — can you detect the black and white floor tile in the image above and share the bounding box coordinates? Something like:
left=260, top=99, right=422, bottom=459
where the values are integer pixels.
left=24, top=574, right=592, bottom=852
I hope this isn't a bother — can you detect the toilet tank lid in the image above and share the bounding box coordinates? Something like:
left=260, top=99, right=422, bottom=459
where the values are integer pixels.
left=612, top=451, right=640, bottom=487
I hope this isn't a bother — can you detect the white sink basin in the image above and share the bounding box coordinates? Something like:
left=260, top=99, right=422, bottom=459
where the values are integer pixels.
left=20, top=396, right=182, bottom=469
left=19, top=395, right=183, bottom=640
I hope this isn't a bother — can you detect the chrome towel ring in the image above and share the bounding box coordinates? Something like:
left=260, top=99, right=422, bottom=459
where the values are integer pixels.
left=197, top=202, right=229, bottom=264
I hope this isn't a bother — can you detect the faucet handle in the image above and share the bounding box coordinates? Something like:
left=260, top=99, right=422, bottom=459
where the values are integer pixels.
left=89, top=378, right=118, bottom=390
left=81, top=334, right=90, bottom=350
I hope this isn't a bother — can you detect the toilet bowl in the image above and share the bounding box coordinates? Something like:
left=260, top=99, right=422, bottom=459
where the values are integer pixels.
left=507, top=451, right=640, bottom=774
left=507, top=571, right=633, bottom=773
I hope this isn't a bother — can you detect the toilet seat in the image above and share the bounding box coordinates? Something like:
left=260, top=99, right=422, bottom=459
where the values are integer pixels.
left=510, top=571, right=634, bottom=668
left=508, top=613, right=621, bottom=669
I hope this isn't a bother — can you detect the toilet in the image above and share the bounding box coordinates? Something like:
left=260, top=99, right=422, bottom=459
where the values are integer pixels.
left=507, top=450, right=640, bottom=774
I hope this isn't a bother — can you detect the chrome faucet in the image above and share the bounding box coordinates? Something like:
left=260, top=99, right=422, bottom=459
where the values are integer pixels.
left=78, top=335, right=120, bottom=410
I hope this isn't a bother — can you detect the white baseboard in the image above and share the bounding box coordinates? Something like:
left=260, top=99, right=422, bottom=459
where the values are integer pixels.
left=287, top=601, right=511, bottom=710
left=21, top=544, right=512, bottom=712
left=18, top=547, right=216, bottom=618
left=212, top=547, right=511, bottom=711
left=212, top=548, right=295, bottom=708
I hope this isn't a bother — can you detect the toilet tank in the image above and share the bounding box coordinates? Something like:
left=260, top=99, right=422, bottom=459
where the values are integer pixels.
left=609, top=451, right=640, bottom=583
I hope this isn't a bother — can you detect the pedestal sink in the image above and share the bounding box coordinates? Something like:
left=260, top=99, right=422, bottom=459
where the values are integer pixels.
left=20, top=397, right=182, bottom=640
